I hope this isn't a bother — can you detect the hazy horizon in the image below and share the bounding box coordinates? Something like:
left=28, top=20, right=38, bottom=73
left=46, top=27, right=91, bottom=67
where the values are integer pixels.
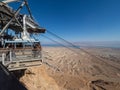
left=41, top=41, right=120, bottom=48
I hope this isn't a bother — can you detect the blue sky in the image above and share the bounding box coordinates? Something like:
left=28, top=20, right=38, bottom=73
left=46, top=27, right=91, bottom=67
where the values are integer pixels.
left=10, top=0, right=120, bottom=42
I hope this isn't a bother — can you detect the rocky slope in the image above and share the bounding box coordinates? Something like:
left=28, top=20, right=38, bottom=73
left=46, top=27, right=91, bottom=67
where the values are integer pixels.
left=20, top=47, right=120, bottom=90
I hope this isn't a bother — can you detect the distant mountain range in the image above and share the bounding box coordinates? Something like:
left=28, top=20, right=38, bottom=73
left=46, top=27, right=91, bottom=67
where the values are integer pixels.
left=41, top=41, right=120, bottom=48
left=74, top=41, right=120, bottom=48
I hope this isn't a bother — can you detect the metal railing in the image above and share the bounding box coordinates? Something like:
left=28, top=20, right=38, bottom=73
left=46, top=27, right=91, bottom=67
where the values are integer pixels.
left=0, top=48, right=42, bottom=69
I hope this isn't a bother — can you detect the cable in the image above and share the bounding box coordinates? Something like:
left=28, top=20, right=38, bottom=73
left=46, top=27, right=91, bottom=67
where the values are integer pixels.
left=24, top=0, right=34, bottom=19
left=41, top=34, right=81, bottom=54
left=47, top=30, right=80, bottom=49
left=45, top=30, right=104, bottom=58
left=47, top=30, right=99, bottom=55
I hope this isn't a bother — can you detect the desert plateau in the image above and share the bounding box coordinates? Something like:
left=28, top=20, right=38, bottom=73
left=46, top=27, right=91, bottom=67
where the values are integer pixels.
left=19, top=46, right=120, bottom=90
left=0, top=0, right=120, bottom=90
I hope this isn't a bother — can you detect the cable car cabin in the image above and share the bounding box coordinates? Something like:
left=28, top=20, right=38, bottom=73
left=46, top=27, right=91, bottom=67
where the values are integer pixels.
left=0, top=39, right=42, bottom=71
left=1, top=38, right=44, bottom=71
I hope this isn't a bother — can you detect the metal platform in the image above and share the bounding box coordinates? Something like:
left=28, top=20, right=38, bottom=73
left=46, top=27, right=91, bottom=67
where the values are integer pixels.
left=0, top=48, right=42, bottom=71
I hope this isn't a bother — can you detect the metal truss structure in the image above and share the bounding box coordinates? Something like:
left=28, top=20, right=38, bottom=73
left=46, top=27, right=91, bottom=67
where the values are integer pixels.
left=0, top=0, right=45, bottom=71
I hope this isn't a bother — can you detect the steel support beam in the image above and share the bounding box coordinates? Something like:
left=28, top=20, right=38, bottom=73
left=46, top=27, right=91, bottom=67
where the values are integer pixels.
left=0, top=1, right=25, bottom=36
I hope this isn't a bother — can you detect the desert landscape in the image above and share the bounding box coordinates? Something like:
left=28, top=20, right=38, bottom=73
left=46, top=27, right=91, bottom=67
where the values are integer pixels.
left=0, top=0, right=120, bottom=90
left=19, top=46, right=120, bottom=90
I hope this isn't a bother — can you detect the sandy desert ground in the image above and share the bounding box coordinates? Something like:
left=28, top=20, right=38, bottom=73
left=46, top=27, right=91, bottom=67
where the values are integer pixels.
left=20, top=47, right=120, bottom=90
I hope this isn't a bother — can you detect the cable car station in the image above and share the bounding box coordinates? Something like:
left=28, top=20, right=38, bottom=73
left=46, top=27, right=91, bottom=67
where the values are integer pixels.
left=0, top=0, right=45, bottom=71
